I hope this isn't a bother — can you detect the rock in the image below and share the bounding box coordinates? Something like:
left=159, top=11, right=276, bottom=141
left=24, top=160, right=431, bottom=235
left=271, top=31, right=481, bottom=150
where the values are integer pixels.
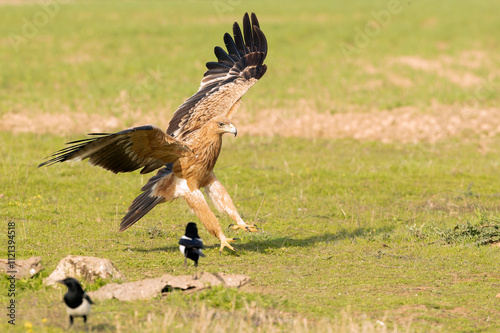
left=89, top=272, right=250, bottom=301
left=89, top=275, right=170, bottom=301
left=44, top=255, right=125, bottom=286
left=496, top=293, right=500, bottom=299
left=0, top=256, right=42, bottom=279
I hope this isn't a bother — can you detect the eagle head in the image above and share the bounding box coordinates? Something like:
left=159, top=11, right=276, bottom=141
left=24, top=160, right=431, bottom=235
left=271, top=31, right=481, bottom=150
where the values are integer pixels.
left=210, top=116, right=237, bottom=137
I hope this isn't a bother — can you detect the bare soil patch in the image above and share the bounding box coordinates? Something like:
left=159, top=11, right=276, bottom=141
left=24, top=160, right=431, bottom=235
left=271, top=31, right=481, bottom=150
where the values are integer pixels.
left=392, top=56, right=483, bottom=88
left=0, top=0, right=39, bottom=5
left=234, top=104, right=500, bottom=143
left=0, top=112, right=123, bottom=136
left=2, top=102, right=500, bottom=143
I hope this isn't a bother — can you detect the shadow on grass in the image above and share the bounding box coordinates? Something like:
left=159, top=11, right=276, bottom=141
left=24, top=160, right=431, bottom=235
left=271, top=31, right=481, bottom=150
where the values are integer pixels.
left=128, top=225, right=395, bottom=254
left=91, top=323, right=116, bottom=332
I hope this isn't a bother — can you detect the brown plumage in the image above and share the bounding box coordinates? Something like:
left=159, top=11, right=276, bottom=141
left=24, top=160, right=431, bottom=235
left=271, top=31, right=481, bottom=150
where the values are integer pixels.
left=39, top=13, right=267, bottom=252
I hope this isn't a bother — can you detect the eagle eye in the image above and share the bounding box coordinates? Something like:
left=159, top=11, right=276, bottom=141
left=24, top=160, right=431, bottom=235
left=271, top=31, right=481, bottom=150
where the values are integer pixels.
left=218, top=122, right=225, bottom=127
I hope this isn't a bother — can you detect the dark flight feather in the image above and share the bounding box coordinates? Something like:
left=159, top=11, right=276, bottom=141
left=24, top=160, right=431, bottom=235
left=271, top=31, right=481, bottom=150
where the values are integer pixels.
left=166, top=12, right=268, bottom=138
left=39, top=126, right=190, bottom=174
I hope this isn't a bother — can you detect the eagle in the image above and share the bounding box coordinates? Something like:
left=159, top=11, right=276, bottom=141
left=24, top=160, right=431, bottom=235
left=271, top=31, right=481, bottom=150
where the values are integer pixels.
left=39, top=13, right=267, bottom=252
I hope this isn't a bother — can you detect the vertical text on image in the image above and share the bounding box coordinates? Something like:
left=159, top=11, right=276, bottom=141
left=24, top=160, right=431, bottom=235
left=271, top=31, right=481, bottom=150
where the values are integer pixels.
left=7, top=221, right=16, bottom=325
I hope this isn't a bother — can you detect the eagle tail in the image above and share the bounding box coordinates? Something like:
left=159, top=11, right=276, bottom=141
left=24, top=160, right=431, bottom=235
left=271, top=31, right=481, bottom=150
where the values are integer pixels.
left=119, top=165, right=172, bottom=232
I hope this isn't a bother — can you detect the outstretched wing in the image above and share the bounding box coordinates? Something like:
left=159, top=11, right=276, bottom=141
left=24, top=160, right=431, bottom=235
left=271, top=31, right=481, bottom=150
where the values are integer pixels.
left=167, top=12, right=268, bottom=140
left=38, top=125, right=191, bottom=174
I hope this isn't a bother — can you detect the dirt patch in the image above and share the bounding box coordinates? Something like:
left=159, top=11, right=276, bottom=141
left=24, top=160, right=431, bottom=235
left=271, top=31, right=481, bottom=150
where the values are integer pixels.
left=386, top=74, right=413, bottom=88
left=234, top=103, right=500, bottom=143
left=0, top=112, right=122, bottom=136
left=2, top=103, right=500, bottom=143
left=392, top=56, right=483, bottom=88
left=0, top=0, right=39, bottom=5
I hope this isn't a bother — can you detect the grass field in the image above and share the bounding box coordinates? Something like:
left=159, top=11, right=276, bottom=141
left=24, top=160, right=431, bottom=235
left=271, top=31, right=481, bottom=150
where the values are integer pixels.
left=1, top=0, right=500, bottom=332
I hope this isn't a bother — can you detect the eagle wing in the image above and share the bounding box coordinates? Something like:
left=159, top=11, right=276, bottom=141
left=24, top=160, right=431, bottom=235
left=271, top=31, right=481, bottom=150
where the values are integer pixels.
left=38, top=125, right=191, bottom=174
left=166, top=12, right=268, bottom=140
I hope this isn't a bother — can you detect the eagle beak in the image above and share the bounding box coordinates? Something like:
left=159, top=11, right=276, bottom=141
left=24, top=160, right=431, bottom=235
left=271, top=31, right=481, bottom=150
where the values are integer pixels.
left=228, top=124, right=237, bottom=137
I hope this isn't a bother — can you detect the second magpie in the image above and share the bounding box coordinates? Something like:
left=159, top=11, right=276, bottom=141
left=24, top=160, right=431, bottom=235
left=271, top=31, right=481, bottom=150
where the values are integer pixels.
left=58, top=277, right=93, bottom=327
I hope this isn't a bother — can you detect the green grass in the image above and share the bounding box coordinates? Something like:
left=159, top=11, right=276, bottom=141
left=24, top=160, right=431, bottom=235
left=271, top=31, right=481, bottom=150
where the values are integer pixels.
left=2, top=0, right=500, bottom=332
left=1, top=0, right=499, bottom=120
left=2, top=133, right=500, bottom=332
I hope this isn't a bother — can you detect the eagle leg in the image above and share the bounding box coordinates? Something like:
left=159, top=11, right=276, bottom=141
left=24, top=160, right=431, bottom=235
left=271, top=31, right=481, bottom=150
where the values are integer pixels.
left=205, top=173, right=260, bottom=233
left=183, top=188, right=236, bottom=252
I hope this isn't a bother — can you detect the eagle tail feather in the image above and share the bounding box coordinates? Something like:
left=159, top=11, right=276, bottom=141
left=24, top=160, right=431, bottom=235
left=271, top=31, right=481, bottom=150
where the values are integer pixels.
left=119, top=165, right=173, bottom=232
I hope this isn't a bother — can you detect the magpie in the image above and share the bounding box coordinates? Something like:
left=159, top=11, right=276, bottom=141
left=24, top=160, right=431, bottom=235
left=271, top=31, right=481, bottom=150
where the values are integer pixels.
left=179, top=222, right=206, bottom=279
left=58, top=277, right=93, bottom=328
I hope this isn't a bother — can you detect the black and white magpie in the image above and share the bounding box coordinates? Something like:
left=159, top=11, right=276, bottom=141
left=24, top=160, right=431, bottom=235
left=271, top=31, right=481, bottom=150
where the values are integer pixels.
left=179, top=222, right=206, bottom=279
left=58, top=277, right=93, bottom=327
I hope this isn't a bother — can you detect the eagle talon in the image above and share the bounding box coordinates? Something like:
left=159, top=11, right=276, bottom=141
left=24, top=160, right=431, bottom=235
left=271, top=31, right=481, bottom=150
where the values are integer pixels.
left=219, top=237, right=238, bottom=253
left=230, top=224, right=259, bottom=233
